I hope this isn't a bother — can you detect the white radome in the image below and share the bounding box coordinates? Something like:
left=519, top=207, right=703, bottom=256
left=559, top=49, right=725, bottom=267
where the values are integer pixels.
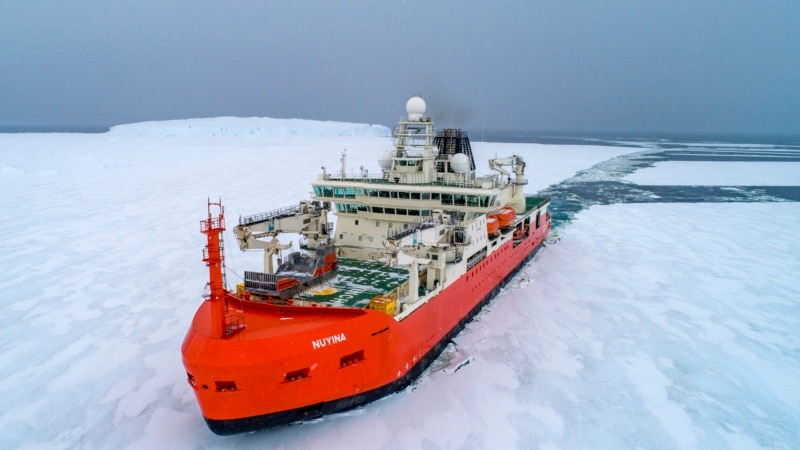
left=378, top=150, right=394, bottom=169
left=450, top=153, right=470, bottom=173
left=406, top=96, right=426, bottom=121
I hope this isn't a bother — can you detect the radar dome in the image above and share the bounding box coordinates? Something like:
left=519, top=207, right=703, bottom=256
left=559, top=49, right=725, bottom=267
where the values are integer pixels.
left=406, top=96, right=426, bottom=121
left=378, top=150, right=394, bottom=170
left=450, top=153, right=470, bottom=174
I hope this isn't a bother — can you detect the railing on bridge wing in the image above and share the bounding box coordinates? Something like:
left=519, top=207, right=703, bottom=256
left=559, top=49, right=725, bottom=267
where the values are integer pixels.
left=239, top=205, right=301, bottom=226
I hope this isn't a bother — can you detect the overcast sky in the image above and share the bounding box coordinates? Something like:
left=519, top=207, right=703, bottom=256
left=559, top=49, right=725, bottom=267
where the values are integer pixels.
left=1, top=1, right=798, bottom=135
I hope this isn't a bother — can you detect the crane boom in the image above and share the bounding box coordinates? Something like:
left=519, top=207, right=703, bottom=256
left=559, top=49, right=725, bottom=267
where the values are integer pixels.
left=233, top=200, right=332, bottom=273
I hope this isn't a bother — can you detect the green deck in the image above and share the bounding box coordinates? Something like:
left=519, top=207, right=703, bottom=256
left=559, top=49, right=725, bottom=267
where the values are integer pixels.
left=296, top=258, right=409, bottom=308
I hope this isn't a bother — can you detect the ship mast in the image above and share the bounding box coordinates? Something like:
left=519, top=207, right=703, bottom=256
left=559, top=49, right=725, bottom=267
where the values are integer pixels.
left=201, top=199, right=228, bottom=339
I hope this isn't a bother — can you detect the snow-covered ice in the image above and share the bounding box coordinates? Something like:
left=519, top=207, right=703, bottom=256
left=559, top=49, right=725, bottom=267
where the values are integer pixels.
left=0, top=118, right=798, bottom=449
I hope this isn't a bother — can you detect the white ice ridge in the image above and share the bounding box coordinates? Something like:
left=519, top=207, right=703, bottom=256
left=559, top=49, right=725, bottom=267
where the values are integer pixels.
left=108, top=116, right=391, bottom=138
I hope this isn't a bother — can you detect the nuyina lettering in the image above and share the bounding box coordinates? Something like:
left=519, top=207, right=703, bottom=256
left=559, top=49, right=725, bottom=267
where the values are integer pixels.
left=311, top=333, right=347, bottom=349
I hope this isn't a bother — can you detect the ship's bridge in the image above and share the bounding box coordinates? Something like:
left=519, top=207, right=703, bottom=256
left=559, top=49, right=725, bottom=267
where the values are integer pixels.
left=311, top=180, right=500, bottom=218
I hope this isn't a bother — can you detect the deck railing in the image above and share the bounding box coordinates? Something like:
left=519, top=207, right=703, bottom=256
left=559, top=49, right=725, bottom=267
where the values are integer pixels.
left=386, top=219, right=439, bottom=241
left=239, top=205, right=301, bottom=226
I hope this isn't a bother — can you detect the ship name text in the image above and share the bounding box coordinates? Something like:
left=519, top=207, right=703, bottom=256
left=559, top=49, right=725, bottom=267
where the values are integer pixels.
left=312, top=333, right=347, bottom=349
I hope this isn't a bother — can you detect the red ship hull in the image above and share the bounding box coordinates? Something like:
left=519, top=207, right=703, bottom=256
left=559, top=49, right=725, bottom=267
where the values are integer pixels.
left=181, top=215, right=550, bottom=435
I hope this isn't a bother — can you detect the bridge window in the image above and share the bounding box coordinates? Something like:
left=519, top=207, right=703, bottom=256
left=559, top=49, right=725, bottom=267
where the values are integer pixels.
left=411, top=192, right=421, bottom=200
left=367, top=189, right=378, bottom=197
left=441, top=193, right=453, bottom=205
left=422, top=192, right=430, bottom=200
left=313, top=186, right=322, bottom=196
left=379, top=191, right=390, bottom=198
left=372, top=207, right=383, bottom=213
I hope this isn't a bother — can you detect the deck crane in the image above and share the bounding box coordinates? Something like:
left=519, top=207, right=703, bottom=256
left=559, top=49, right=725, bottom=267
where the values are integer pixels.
left=232, top=200, right=332, bottom=274
left=488, top=155, right=527, bottom=212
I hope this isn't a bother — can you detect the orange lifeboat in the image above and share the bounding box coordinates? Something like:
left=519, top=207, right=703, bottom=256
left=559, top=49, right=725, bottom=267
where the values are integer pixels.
left=495, top=208, right=516, bottom=228
left=486, top=217, right=499, bottom=235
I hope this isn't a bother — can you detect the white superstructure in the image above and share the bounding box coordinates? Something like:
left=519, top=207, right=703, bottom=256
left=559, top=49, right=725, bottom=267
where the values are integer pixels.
left=312, top=96, right=530, bottom=260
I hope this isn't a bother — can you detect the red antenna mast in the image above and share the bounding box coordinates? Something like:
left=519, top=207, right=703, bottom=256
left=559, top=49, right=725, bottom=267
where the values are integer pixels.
left=201, top=199, right=229, bottom=339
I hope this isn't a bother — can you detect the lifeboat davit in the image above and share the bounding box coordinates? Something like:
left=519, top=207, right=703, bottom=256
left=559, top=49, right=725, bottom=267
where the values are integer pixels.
left=494, top=208, right=516, bottom=228
left=486, top=217, right=499, bottom=235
